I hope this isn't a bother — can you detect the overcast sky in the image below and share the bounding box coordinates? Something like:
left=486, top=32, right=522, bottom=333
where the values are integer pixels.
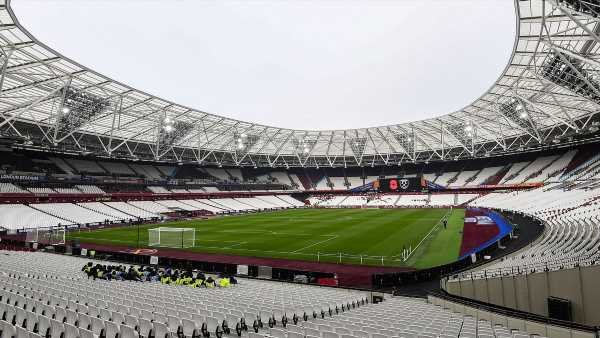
left=13, top=0, right=515, bottom=130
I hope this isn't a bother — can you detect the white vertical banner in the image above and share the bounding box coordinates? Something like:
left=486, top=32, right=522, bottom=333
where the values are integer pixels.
left=237, top=265, right=249, bottom=275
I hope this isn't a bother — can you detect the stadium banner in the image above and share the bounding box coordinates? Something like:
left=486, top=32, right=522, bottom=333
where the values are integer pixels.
left=444, top=182, right=544, bottom=190
left=376, top=176, right=427, bottom=193
left=0, top=174, right=46, bottom=182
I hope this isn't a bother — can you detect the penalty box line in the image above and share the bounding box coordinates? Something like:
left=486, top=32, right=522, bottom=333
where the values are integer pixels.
left=291, top=234, right=339, bottom=253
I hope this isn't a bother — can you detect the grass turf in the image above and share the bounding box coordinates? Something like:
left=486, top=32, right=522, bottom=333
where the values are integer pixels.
left=68, top=208, right=465, bottom=268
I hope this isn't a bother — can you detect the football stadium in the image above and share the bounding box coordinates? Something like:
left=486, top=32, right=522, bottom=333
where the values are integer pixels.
left=1, top=0, right=600, bottom=337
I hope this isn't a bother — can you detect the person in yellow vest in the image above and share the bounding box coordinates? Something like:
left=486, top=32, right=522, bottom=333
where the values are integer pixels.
left=219, top=278, right=230, bottom=288
left=205, top=276, right=215, bottom=288
left=161, top=275, right=172, bottom=285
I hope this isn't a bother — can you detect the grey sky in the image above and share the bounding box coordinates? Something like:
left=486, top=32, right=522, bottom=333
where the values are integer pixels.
left=13, top=0, right=515, bottom=130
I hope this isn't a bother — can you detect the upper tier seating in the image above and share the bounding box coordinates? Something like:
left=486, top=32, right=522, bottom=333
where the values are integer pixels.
left=48, top=157, right=75, bottom=175
left=289, top=174, right=305, bottom=190
left=471, top=166, right=503, bottom=185
left=270, top=172, right=293, bottom=187
left=434, top=172, right=458, bottom=187
left=226, top=168, right=244, bottom=181
left=422, top=173, right=437, bottom=183
left=499, top=161, right=530, bottom=184
left=156, top=166, right=177, bottom=177
left=503, top=156, right=559, bottom=184
left=129, top=164, right=163, bottom=179
left=561, top=152, right=600, bottom=182
left=529, top=150, right=577, bottom=182
left=203, top=187, right=220, bottom=193
left=328, top=177, right=347, bottom=190
left=205, top=168, right=230, bottom=181
left=346, top=176, right=363, bottom=189
left=67, top=160, right=106, bottom=174
left=98, top=162, right=135, bottom=176
left=315, top=178, right=331, bottom=190
left=447, top=170, right=478, bottom=187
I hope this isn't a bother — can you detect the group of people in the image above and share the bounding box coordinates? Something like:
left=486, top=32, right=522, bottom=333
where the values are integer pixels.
left=81, top=262, right=237, bottom=288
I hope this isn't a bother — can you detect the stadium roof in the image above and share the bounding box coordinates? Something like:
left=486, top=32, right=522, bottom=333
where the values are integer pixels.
left=0, top=0, right=599, bottom=168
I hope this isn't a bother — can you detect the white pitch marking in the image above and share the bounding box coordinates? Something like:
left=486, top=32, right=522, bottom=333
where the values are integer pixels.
left=225, top=241, right=247, bottom=249
left=291, top=235, right=339, bottom=253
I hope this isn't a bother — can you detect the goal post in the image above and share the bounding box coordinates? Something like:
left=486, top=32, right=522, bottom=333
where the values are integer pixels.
left=25, top=228, right=66, bottom=245
left=148, top=227, right=195, bottom=248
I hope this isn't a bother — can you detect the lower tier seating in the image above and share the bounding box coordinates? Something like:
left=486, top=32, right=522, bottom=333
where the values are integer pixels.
left=0, top=251, right=548, bottom=338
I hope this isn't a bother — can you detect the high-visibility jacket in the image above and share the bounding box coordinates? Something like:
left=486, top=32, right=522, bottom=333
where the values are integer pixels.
left=219, top=278, right=230, bottom=287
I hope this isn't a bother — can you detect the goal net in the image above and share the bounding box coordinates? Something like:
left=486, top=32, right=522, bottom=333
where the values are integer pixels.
left=148, top=227, right=195, bottom=248
left=25, top=228, right=66, bottom=245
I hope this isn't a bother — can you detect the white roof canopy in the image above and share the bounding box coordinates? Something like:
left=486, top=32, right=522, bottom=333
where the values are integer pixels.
left=0, top=0, right=598, bottom=167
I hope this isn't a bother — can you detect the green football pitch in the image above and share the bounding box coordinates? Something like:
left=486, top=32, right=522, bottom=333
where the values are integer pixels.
left=68, top=208, right=465, bottom=268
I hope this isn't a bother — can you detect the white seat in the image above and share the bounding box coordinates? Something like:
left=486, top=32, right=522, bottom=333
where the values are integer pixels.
left=104, top=321, right=120, bottom=338
left=322, top=332, right=339, bottom=338
left=49, top=319, right=65, bottom=338
left=119, top=324, right=138, bottom=338
left=1, top=321, right=16, bottom=338
left=16, top=326, right=30, bottom=338
left=78, top=329, right=94, bottom=338
left=64, top=323, right=81, bottom=338
left=153, top=321, right=170, bottom=338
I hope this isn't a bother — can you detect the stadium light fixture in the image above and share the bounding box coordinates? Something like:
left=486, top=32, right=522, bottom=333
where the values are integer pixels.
left=61, top=107, right=70, bottom=114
